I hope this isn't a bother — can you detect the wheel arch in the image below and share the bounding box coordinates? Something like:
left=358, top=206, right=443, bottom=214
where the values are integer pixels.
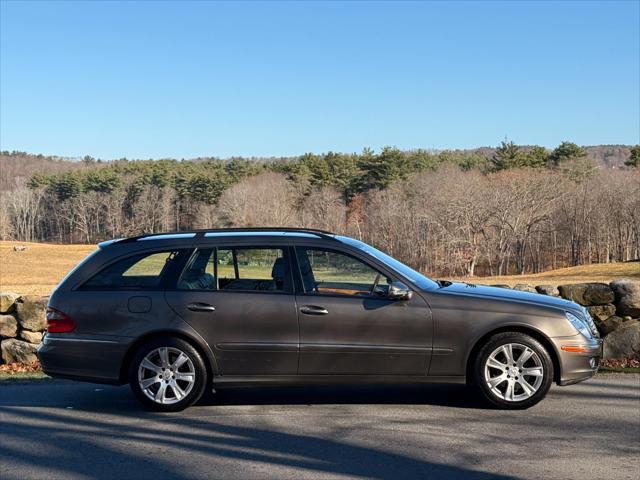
left=119, top=329, right=218, bottom=384
left=465, top=325, right=561, bottom=385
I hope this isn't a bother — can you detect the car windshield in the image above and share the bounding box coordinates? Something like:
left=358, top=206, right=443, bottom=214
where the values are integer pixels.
left=336, top=236, right=439, bottom=290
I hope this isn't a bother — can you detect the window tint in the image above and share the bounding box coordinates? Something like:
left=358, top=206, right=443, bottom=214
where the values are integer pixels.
left=295, top=247, right=390, bottom=297
left=218, top=248, right=288, bottom=292
left=83, top=251, right=180, bottom=290
left=177, top=249, right=216, bottom=290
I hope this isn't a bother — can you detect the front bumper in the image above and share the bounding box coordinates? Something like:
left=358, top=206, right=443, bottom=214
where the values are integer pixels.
left=37, top=333, right=131, bottom=385
left=550, top=335, right=603, bottom=386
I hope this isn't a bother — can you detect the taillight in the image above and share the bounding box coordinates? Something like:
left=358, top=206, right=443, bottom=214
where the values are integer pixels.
left=46, top=307, right=76, bottom=333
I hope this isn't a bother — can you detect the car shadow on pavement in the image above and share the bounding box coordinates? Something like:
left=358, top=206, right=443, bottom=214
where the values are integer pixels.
left=0, top=382, right=514, bottom=479
left=1, top=414, right=509, bottom=480
left=0, top=381, right=490, bottom=410
left=202, top=383, right=490, bottom=409
left=0, top=400, right=512, bottom=480
left=2, top=379, right=639, bottom=480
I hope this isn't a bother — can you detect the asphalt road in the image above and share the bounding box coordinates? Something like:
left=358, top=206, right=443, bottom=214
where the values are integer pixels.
left=0, top=375, right=638, bottom=480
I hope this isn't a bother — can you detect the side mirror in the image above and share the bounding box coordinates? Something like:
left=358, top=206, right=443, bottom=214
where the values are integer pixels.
left=388, top=281, right=413, bottom=301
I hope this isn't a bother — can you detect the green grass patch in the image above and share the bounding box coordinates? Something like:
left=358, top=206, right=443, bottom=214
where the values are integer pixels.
left=0, top=371, right=50, bottom=382
left=598, top=366, right=640, bottom=374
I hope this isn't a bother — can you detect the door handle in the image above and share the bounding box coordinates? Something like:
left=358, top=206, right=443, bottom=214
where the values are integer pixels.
left=187, top=303, right=216, bottom=312
left=300, top=305, right=329, bottom=315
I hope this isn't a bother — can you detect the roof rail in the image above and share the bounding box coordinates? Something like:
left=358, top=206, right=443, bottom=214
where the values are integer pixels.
left=113, top=227, right=337, bottom=245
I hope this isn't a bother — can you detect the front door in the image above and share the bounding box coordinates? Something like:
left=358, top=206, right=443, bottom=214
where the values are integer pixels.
left=165, top=246, right=299, bottom=375
left=294, top=247, right=432, bottom=375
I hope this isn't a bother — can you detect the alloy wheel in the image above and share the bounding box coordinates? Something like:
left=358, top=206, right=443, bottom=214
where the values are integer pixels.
left=483, top=343, right=544, bottom=402
left=137, top=347, right=196, bottom=405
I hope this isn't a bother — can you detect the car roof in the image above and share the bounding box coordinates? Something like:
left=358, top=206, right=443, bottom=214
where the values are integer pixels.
left=99, top=228, right=339, bottom=249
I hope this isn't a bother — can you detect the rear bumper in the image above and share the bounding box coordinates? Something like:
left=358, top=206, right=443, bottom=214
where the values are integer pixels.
left=37, top=334, right=131, bottom=385
left=550, top=336, right=603, bottom=386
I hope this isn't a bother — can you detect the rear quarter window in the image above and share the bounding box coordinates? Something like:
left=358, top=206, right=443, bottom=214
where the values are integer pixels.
left=81, top=250, right=184, bottom=290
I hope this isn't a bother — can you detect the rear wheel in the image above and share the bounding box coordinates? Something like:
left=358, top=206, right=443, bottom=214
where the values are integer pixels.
left=128, top=337, right=207, bottom=412
left=473, top=332, right=553, bottom=409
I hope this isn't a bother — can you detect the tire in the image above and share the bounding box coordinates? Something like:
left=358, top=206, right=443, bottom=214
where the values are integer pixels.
left=128, top=337, right=208, bottom=412
left=472, top=332, right=553, bottom=409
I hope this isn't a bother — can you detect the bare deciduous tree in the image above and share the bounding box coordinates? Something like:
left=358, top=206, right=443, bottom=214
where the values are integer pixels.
left=2, top=165, right=638, bottom=278
left=217, top=173, right=298, bottom=227
left=6, top=180, right=43, bottom=242
left=300, top=186, right=347, bottom=233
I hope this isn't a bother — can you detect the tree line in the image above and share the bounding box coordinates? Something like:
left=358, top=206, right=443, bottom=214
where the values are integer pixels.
left=1, top=142, right=639, bottom=277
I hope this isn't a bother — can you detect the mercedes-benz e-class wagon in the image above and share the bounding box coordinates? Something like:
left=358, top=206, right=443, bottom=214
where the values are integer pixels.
left=38, top=228, right=602, bottom=411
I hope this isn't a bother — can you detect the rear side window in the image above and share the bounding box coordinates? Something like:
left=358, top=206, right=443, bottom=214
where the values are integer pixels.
left=218, top=248, right=288, bottom=292
left=177, top=247, right=290, bottom=292
left=82, top=250, right=183, bottom=290
left=177, top=249, right=216, bottom=290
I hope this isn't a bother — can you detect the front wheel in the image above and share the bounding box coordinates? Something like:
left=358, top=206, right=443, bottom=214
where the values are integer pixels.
left=128, top=337, right=208, bottom=412
left=473, top=332, right=553, bottom=409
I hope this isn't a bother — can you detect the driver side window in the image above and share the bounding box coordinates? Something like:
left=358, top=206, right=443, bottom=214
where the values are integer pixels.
left=295, top=247, right=390, bottom=297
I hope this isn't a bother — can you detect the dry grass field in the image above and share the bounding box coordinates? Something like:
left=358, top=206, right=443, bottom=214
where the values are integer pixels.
left=1, top=240, right=638, bottom=296
left=454, top=262, right=640, bottom=287
left=0, top=241, right=96, bottom=295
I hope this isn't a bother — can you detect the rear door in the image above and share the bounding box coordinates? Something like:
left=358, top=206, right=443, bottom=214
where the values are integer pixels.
left=294, top=246, right=432, bottom=375
left=165, top=246, right=299, bottom=375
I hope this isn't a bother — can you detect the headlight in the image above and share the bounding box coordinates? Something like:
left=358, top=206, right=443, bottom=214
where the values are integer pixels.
left=566, top=312, right=593, bottom=339
left=580, top=306, right=600, bottom=338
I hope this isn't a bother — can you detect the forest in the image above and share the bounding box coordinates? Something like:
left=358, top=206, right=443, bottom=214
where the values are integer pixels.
left=1, top=141, right=639, bottom=277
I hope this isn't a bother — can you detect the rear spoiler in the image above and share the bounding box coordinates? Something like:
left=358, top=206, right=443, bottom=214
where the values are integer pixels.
left=97, top=238, right=124, bottom=249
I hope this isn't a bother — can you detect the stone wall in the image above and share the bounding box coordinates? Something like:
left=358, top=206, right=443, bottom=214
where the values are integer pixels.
left=0, top=280, right=639, bottom=365
left=501, top=279, right=640, bottom=359
left=0, top=293, right=47, bottom=364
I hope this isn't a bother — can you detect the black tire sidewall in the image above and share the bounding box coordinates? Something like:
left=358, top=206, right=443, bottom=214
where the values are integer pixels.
left=128, top=337, right=208, bottom=412
left=474, top=332, right=553, bottom=409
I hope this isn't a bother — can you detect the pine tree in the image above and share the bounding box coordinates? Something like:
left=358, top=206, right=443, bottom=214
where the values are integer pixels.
left=625, top=145, right=640, bottom=167
left=491, top=140, right=523, bottom=171
left=549, top=141, right=586, bottom=166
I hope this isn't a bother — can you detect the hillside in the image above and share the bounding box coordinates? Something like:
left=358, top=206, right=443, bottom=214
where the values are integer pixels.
left=1, top=241, right=638, bottom=296
left=453, top=262, right=640, bottom=287
left=1, top=144, right=636, bottom=190
left=462, top=144, right=634, bottom=169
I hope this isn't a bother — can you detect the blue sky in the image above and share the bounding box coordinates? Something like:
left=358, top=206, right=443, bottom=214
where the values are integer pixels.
left=1, top=1, right=639, bottom=159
